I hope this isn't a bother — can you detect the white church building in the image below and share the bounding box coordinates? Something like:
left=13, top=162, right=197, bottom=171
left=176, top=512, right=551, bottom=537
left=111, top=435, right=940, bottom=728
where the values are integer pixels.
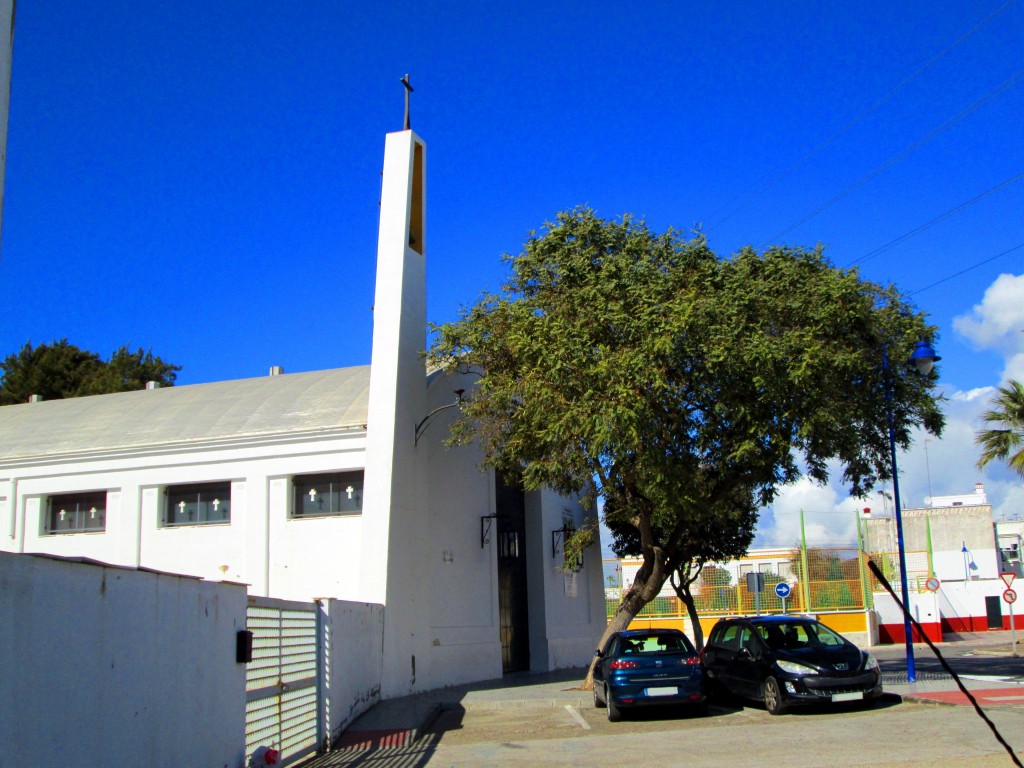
left=0, top=126, right=606, bottom=698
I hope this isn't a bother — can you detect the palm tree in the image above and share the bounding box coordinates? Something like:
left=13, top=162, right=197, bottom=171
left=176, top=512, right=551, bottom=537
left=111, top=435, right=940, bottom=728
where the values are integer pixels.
left=976, top=380, right=1024, bottom=479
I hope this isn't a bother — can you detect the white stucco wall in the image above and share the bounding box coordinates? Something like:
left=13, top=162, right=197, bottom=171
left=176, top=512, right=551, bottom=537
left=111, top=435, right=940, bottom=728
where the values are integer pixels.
left=373, top=369, right=608, bottom=697
left=0, top=552, right=247, bottom=768
left=325, top=600, right=385, bottom=739
left=527, top=486, right=607, bottom=671
left=935, top=579, right=1017, bottom=625
left=1, top=432, right=367, bottom=603
left=385, top=369, right=502, bottom=694
left=873, top=589, right=940, bottom=631
left=933, top=547, right=1001, bottom=582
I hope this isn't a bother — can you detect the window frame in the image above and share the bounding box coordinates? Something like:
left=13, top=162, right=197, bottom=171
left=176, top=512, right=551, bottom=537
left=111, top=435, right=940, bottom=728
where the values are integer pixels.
left=291, top=470, right=364, bottom=519
left=163, top=481, right=232, bottom=527
left=44, top=490, right=108, bottom=535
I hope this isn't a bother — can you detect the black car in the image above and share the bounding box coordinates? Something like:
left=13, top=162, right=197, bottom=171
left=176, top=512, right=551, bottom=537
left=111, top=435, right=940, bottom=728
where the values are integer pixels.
left=593, top=629, right=706, bottom=721
left=701, top=615, right=882, bottom=715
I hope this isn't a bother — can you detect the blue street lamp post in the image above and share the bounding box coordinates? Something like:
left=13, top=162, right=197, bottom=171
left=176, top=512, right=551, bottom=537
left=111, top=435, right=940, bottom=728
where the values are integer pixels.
left=883, top=340, right=940, bottom=685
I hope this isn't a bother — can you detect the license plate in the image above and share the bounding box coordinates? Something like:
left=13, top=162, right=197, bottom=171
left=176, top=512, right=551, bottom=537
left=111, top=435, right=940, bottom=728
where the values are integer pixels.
left=646, top=686, right=678, bottom=696
left=832, top=692, right=863, bottom=702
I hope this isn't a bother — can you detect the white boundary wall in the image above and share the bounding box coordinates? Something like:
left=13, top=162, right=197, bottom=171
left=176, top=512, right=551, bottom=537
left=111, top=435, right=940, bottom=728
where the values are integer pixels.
left=325, top=600, right=385, bottom=739
left=935, top=578, right=1016, bottom=629
left=0, top=551, right=248, bottom=768
left=0, top=552, right=389, bottom=766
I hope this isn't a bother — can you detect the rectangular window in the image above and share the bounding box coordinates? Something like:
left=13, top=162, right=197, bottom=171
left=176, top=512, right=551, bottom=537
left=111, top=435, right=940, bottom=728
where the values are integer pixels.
left=46, top=491, right=107, bottom=534
left=292, top=471, right=363, bottom=518
left=165, top=482, right=231, bottom=526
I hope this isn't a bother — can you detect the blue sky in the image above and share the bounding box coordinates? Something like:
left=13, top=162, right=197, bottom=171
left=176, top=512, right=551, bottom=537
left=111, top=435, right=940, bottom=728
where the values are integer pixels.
left=1, top=1, right=1022, bottom=529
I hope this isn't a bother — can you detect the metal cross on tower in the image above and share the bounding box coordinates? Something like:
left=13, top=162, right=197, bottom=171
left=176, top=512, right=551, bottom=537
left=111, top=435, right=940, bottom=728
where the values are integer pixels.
left=401, top=73, right=413, bottom=130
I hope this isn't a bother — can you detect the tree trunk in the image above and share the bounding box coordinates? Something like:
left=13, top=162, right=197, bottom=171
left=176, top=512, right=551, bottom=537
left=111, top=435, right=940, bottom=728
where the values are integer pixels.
left=581, top=566, right=667, bottom=690
left=679, top=585, right=704, bottom=649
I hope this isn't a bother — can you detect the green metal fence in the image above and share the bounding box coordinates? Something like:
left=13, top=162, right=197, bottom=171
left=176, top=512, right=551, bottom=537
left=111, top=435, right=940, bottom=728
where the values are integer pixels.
left=604, top=510, right=932, bottom=620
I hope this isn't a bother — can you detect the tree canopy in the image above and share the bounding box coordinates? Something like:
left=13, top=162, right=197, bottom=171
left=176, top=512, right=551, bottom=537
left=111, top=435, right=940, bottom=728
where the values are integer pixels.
left=427, top=209, right=944, bottom=669
left=0, top=340, right=181, bottom=405
left=976, top=379, right=1024, bottom=478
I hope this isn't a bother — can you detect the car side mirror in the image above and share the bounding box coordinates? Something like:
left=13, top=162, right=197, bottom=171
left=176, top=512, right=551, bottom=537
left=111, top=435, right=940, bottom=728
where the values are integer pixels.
left=595, top=649, right=604, bottom=658
left=737, top=647, right=752, bottom=660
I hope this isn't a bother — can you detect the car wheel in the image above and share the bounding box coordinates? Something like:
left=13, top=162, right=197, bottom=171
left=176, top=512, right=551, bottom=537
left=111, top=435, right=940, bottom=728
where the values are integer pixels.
left=606, top=686, right=622, bottom=722
left=593, top=685, right=606, bottom=709
left=763, top=676, right=786, bottom=715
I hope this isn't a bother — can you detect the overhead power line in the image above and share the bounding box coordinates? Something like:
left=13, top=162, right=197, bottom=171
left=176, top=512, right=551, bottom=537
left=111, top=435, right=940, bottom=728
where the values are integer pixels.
left=847, top=170, right=1024, bottom=268
left=705, top=0, right=1018, bottom=233
left=763, top=68, right=1024, bottom=246
left=909, top=242, right=1024, bottom=296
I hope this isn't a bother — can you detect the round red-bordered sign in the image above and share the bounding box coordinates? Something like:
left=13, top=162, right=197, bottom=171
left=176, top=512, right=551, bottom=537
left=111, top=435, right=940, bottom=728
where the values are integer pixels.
left=1004, top=588, right=1017, bottom=604
left=925, top=577, right=940, bottom=592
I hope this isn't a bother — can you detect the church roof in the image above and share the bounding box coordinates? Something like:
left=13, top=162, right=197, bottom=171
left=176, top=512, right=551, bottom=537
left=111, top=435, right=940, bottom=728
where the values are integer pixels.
left=0, top=366, right=371, bottom=460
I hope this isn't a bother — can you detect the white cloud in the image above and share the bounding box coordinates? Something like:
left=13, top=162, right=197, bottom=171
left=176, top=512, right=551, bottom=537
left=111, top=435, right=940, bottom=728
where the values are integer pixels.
left=1003, top=352, right=1024, bottom=384
left=953, top=272, right=1024, bottom=380
left=753, top=388, right=1015, bottom=549
left=951, top=386, right=995, bottom=403
left=756, top=477, right=863, bottom=548
left=990, top=481, right=1024, bottom=521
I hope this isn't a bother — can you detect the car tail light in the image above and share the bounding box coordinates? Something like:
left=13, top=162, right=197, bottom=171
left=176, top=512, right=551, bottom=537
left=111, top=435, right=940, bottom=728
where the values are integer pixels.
left=680, top=656, right=701, bottom=666
left=609, top=660, right=639, bottom=670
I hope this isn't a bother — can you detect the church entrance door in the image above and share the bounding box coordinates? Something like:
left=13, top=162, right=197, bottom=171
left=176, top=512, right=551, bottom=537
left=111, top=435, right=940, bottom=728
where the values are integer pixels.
left=496, top=472, right=530, bottom=673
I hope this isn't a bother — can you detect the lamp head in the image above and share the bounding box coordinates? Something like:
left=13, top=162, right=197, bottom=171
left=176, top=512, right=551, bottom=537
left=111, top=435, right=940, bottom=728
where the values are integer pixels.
left=910, top=339, right=940, bottom=375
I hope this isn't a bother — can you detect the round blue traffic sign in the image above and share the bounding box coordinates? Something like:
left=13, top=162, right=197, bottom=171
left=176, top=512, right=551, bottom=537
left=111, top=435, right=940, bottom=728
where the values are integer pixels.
left=775, top=582, right=792, bottom=599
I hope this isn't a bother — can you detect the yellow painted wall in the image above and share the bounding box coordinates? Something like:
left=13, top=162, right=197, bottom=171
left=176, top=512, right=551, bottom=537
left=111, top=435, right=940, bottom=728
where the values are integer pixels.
left=627, top=611, right=868, bottom=639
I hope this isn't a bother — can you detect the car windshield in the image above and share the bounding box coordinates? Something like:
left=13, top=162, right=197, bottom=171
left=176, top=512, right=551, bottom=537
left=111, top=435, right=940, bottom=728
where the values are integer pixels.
left=619, top=633, right=695, bottom=655
left=756, top=621, right=846, bottom=650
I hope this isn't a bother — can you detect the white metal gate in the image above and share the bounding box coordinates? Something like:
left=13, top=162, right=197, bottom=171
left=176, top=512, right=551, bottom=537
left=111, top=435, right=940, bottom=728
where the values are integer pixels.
left=245, top=597, right=325, bottom=767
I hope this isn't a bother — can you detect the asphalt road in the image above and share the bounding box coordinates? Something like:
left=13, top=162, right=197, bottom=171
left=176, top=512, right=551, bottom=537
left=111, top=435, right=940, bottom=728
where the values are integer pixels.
left=873, top=638, right=1024, bottom=682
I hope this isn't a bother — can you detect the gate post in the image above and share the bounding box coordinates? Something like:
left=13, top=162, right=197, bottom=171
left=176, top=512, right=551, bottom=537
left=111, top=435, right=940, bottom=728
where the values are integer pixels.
left=315, top=599, right=329, bottom=753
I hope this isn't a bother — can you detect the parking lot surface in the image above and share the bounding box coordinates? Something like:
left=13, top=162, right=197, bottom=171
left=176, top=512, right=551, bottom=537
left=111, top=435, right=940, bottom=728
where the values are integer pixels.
left=306, top=630, right=1024, bottom=768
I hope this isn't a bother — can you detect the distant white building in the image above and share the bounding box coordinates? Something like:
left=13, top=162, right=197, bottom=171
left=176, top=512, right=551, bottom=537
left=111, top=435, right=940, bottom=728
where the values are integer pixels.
left=864, top=484, right=1017, bottom=639
left=0, top=126, right=606, bottom=698
left=995, top=519, right=1024, bottom=578
left=926, top=482, right=989, bottom=509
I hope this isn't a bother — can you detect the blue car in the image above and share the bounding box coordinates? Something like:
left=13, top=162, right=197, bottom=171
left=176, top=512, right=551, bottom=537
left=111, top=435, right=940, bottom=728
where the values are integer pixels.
left=592, top=628, right=706, bottom=721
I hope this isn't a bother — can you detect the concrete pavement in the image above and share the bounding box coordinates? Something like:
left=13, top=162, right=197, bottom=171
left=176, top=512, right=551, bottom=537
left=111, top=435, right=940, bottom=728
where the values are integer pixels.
left=308, top=629, right=1024, bottom=763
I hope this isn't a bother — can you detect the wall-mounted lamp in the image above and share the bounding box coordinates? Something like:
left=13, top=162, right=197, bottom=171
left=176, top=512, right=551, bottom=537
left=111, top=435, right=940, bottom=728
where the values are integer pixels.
left=414, top=389, right=466, bottom=446
left=551, top=522, right=582, bottom=571
left=481, top=514, right=498, bottom=548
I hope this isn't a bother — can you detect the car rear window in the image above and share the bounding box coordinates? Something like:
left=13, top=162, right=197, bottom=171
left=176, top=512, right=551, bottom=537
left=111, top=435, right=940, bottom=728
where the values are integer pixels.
left=621, top=634, right=695, bottom=654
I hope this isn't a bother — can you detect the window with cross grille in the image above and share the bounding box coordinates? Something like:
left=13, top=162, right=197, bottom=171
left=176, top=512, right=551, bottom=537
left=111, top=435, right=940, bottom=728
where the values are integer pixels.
left=45, top=491, right=107, bottom=534
left=164, top=482, right=231, bottom=526
left=292, top=471, right=363, bottom=518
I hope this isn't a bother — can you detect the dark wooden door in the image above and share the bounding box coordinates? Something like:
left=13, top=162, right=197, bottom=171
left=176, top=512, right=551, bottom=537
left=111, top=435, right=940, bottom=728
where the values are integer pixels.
left=986, top=595, right=1003, bottom=629
left=496, top=472, right=530, bottom=673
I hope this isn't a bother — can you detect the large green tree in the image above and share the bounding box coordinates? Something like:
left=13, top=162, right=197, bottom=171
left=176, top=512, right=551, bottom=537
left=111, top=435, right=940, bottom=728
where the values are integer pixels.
left=976, top=379, right=1024, bottom=478
left=427, top=209, right=944, bottom=679
left=0, top=340, right=181, bottom=405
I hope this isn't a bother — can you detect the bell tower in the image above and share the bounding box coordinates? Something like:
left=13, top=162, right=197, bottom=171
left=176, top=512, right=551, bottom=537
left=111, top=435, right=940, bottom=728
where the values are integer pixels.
left=360, top=78, right=429, bottom=672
